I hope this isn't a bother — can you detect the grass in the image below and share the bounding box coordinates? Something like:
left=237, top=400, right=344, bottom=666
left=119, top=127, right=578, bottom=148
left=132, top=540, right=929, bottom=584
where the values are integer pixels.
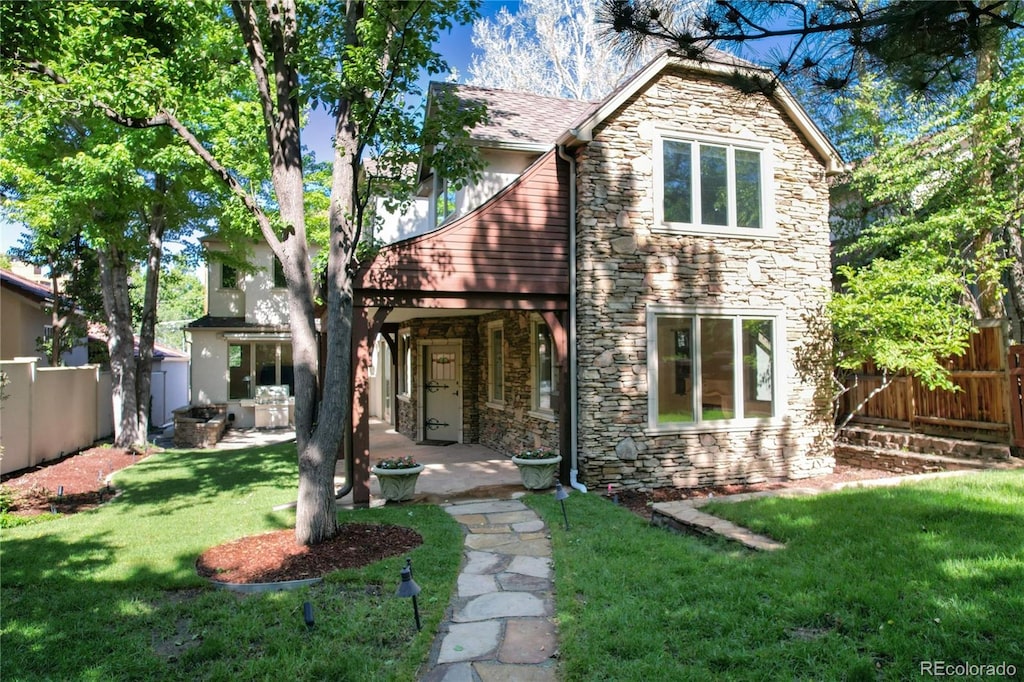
left=0, top=443, right=464, bottom=681
left=526, top=470, right=1024, bottom=681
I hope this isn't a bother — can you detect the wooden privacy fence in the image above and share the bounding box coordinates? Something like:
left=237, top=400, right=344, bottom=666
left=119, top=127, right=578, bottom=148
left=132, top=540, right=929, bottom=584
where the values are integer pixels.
left=841, top=325, right=1023, bottom=445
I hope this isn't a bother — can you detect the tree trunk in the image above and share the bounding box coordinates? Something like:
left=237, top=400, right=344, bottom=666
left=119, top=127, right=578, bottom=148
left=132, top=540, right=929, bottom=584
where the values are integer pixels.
left=971, top=15, right=1005, bottom=321
left=135, top=177, right=168, bottom=437
left=47, top=254, right=65, bottom=367
left=97, top=244, right=145, bottom=450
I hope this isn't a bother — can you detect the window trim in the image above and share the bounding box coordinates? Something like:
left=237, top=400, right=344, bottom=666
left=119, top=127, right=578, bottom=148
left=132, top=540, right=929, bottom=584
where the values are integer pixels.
left=486, top=320, right=505, bottom=408
left=646, top=305, right=785, bottom=433
left=529, top=317, right=557, bottom=420
left=653, top=129, right=776, bottom=238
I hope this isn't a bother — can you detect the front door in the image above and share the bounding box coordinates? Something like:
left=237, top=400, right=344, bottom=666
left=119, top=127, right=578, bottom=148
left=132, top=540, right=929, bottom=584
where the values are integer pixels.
left=422, top=344, right=461, bottom=443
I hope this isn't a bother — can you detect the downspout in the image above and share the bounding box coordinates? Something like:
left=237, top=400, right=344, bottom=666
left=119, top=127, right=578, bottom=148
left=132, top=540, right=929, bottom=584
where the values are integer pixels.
left=558, top=144, right=587, bottom=494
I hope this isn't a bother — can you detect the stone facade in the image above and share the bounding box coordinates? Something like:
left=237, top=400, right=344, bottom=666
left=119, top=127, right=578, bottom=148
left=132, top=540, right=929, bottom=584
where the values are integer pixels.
left=395, top=311, right=561, bottom=457
left=477, top=312, right=560, bottom=456
left=573, top=67, right=835, bottom=492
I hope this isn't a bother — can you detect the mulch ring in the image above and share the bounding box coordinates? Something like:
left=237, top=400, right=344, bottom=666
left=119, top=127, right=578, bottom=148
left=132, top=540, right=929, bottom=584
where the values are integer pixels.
left=195, top=523, right=423, bottom=584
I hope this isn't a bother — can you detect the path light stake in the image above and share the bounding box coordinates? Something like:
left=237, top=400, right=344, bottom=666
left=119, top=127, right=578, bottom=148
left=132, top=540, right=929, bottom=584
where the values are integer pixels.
left=303, top=601, right=315, bottom=630
left=396, top=562, right=422, bottom=631
left=555, top=483, right=570, bottom=530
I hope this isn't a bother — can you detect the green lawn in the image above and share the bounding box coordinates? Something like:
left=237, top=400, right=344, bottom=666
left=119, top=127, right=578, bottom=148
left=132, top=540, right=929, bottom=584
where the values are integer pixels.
left=527, top=470, right=1024, bottom=681
left=6, top=446, right=1023, bottom=681
left=0, top=443, right=464, bottom=681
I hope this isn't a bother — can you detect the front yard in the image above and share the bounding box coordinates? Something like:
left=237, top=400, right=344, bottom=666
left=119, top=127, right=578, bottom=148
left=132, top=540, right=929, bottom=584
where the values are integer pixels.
left=3, top=440, right=1021, bottom=680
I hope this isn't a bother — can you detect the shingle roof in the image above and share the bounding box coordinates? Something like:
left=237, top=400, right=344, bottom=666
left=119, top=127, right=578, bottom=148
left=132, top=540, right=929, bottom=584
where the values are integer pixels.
left=430, top=83, right=598, bottom=147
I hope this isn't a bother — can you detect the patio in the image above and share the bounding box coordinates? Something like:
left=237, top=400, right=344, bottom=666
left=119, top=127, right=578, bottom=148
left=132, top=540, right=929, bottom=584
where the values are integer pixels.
left=338, top=419, right=523, bottom=507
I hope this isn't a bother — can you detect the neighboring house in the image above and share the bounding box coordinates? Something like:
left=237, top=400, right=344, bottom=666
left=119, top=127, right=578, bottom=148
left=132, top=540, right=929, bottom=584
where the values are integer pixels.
left=1, top=267, right=88, bottom=366
left=1, top=267, right=189, bottom=428
left=186, top=238, right=296, bottom=428
left=352, top=49, right=845, bottom=498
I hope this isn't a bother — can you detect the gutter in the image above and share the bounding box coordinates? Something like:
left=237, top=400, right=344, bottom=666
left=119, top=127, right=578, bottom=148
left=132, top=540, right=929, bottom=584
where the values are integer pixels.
left=557, top=144, right=587, bottom=494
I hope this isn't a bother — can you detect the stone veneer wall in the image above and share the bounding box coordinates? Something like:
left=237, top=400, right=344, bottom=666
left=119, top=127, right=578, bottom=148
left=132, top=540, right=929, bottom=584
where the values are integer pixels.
left=394, top=311, right=562, bottom=456
left=574, top=67, right=835, bottom=492
left=395, top=316, right=481, bottom=443
left=477, top=311, right=561, bottom=456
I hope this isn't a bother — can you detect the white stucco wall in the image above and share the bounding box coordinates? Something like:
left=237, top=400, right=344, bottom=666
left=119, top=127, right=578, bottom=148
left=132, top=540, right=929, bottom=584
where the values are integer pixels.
left=205, top=242, right=289, bottom=325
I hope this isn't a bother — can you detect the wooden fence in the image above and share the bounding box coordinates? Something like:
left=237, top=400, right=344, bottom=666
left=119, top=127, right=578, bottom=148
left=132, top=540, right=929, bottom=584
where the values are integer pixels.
left=841, top=324, right=1023, bottom=445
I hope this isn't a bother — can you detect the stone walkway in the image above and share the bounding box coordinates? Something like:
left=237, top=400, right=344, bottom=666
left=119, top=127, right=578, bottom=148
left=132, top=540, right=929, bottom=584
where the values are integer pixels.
left=419, top=498, right=559, bottom=681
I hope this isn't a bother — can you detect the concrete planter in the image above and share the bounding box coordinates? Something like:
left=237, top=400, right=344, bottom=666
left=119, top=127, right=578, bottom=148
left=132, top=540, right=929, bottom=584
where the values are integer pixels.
left=510, top=455, right=562, bottom=490
left=371, top=464, right=425, bottom=501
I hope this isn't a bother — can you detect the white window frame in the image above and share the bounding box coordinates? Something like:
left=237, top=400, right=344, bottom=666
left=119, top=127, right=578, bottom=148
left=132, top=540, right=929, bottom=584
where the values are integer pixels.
left=646, top=305, right=785, bottom=433
left=653, top=130, right=776, bottom=238
left=529, top=317, right=557, bottom=421
left=397, top=329, right=412, bottom=400
left=486, top=320, right=505, bottom=408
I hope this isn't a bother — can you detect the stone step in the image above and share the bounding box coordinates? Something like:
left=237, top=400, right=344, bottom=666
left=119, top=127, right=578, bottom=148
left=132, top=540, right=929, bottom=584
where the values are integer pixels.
left=839, top=425, right=1011, bottom=461
left=835, top=442, right=1024, bottom=476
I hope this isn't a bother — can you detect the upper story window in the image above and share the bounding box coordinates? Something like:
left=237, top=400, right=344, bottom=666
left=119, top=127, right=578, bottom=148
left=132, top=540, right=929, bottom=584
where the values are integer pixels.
left=487, top=321, right=504, bottom=405
left=273, top=258, right=287, bottom=288
left=221, top=263, right=238, bottom=289
left=435, top=177, right=457, bottom=226
left=647, top=306, right=781, bottom=431
left=655, top=133, right=774, bottom=237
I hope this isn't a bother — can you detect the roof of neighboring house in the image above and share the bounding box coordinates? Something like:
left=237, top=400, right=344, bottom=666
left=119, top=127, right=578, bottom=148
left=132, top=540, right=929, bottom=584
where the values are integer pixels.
left=0, top=268, right=52, bottom=304
left=85, top=322, right=190, bottom=360
left=429, top=83, right=598, bottom=149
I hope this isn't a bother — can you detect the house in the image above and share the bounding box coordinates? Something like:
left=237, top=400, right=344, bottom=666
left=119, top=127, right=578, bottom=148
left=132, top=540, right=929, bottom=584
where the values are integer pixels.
left=1, top=267, right=89, bottom=366
left=186, top=238, right=296, bottom=428
left=351, top=49, right=844, bottom=499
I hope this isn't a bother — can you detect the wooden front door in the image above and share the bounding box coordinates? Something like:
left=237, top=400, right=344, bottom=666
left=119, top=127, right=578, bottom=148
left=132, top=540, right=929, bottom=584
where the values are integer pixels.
left=422, top=344, right=461, bottom=443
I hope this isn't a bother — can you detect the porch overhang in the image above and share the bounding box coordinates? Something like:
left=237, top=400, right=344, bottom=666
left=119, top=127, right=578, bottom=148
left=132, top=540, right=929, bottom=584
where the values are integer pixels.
left=345, top=149, right=573, bottom=506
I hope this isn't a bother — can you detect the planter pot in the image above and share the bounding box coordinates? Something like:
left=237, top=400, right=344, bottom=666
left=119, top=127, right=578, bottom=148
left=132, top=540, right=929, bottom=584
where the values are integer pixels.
left=510, top=455, right=562, bottom=490
left=371, top=464, right=425, bottom=501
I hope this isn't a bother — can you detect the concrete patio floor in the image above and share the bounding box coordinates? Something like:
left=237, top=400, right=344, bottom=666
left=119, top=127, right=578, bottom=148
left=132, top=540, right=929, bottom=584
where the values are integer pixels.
left=339, top=420, right=523, bottom=507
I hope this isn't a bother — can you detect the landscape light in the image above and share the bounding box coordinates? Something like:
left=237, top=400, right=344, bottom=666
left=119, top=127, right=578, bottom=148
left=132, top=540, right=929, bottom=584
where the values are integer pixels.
left=555, top=482, right=570, bottom=530
left=396, top=561, right=422, bottom=631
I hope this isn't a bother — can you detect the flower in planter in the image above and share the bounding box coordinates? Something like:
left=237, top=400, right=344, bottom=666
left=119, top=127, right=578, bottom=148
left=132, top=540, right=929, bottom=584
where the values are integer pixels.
left=515, top=448, right=559, bottom=460
left=375, top=455, right=420, bottom=470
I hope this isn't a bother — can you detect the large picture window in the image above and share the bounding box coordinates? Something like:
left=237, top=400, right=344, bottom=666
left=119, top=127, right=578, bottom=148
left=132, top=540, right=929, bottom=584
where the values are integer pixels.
left=648, top=309, right=778, bottom=428
left=658, top=134, right=771, bottom=235
left=228, top=341, right=294, bottom=399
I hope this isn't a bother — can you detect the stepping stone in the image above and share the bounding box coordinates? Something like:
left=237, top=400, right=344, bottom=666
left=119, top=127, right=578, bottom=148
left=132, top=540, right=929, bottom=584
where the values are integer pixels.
left=498, top=618, right=558, bottom=664
left=446, top=500, right=526, bottom=516
left=437, top=621, right=501, bottom=663
left=463, top=551, right=506, bottom=575
left=454, top=592, right=547, bottom=622
left=459, top=573, right=499, bottom=597
left=506, top=555, right=552, bottom=579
